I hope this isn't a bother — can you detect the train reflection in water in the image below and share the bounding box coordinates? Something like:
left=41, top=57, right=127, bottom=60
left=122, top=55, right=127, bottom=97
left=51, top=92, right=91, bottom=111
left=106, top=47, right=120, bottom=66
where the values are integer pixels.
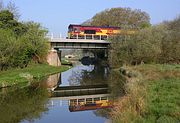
left=69, top=96, right=112, bottom=112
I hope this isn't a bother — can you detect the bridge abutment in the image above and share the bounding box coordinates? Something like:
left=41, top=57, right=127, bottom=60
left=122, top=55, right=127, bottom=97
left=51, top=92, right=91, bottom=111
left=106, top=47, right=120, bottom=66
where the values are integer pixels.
left=47, top=49, right=61, bottom=66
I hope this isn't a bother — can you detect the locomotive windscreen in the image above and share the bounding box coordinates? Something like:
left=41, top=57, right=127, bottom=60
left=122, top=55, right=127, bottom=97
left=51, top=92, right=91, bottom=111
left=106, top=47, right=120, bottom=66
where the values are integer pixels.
left=84, top=30, right=96, bottom=34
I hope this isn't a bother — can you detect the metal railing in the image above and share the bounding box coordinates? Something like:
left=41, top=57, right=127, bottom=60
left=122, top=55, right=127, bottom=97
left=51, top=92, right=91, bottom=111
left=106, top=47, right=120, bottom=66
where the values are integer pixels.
left=69, top=96, right=109, bottom=105
left=46, top=33, right=109, bottom=40
left=69, top=34, right=109, bottom=40
left=46, top=33, right=64, bottom=40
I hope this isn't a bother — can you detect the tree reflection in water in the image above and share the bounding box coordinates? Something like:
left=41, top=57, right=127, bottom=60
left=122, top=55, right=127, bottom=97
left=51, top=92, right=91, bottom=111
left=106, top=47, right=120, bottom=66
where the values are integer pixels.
left=0, top=86, right=49, bottom=123
left=68, top=64, right=110, bottom=86
left=108, top=70, right=126, bottom=99
left=93, top=70, right=127, bottom=119
left=92, top=70, right=126, bottom=119
left=94, top=108, right=112, bottom=119
left=68, top=63, right=126, bottom=98
left=68, top=63, right=126, bottom=119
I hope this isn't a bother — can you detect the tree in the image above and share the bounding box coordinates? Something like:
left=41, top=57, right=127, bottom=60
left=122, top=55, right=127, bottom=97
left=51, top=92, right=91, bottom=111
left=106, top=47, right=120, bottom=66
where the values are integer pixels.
left=0, top=0, right=4, bottom=11
left=81, top=19, right=92, bottom=26
left=6, top=1, right=20, bottom=20
left=0, top=11, right=48, bottom=70
left=0, top=30, right=17, bottom=70
left=0, top=10, right=14, bottom=22
left=19, top=22, right=49, bottom=63
left=84, top=7, right=151, bottom=29
left=0, top=0, right=20, bottom=19
left=161, top=16, right=180, bottom=63
left=109, top=16, right=180, bottom=67
left=0, top=2, right=49, bottom=70
left=0, top=10, right=27, bottom=36
left=109, top=26, right=165, bottom=67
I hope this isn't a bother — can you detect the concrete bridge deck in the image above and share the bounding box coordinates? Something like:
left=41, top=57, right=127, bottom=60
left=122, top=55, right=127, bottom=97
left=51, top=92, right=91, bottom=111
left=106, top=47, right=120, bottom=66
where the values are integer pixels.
left=51, top=84, right=109, bottom=97
left=48, top=38, right=110, bottom=49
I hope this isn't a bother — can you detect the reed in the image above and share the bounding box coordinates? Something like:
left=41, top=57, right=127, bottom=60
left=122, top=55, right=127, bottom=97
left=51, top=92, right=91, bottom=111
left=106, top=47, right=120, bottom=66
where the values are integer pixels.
left=111, top=64, right=180, bottom=123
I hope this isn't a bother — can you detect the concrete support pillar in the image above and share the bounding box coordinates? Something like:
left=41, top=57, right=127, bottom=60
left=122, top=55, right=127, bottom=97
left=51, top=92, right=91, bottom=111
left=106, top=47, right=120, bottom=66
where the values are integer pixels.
left=104, top=49, right=108, bottom=58
left=41, top=73, right=61, bottom=88
left=47, top=49, right=61, bottom=66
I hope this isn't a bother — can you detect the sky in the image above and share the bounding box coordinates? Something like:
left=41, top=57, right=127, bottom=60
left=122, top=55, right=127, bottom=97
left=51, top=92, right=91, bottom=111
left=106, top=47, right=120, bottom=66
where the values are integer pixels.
left=3, top=0, right=180, bottom=37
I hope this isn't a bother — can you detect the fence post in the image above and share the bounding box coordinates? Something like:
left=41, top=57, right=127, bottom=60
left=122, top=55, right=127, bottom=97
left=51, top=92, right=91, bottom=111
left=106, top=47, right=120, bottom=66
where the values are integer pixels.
left=59, top=33, right=62, bottom=39
left=51, top=33, right=53, bottom=40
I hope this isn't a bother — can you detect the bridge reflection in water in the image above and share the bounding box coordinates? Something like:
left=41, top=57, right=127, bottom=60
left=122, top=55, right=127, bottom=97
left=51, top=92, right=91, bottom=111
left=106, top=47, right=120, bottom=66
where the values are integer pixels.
left=39, top=65, right=113, bottom=113
left=49, top=84, right=112, bottom=112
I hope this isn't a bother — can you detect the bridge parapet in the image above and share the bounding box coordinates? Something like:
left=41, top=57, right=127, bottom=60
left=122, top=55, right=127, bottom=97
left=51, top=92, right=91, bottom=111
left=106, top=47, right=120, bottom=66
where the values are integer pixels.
left=69, top=34, right=109, bottom=40
left=46, top=33, right=109, bottom=41
left=46, top=33, right=63, bottom=40
left=49, top=39, right=110, bottom=49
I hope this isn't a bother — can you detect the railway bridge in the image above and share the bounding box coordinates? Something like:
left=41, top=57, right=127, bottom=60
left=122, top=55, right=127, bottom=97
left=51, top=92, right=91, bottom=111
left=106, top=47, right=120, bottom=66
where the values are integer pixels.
left=48, top=33, right=110, bottom=49
left=46, top=34, right=111, bottom=66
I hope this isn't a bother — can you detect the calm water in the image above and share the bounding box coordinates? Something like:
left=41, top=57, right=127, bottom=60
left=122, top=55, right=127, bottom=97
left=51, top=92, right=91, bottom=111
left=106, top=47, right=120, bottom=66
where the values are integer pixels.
left=0, top=62, right=125, bottom=123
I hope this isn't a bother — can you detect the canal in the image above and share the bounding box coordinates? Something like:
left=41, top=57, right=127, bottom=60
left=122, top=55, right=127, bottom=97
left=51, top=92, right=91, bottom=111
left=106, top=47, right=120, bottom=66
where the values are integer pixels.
left=0, top=61, right=126, bottom=123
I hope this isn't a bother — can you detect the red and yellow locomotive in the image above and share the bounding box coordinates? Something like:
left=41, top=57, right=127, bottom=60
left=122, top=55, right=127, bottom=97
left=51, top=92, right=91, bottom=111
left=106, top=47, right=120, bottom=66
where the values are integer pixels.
left=68, top=24, right=121, bottom=40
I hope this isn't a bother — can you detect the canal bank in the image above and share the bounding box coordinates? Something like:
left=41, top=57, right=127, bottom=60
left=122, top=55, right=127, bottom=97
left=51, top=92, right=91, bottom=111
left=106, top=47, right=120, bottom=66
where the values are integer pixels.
left=0, top=64, right=71, bottom=88
left=111, top=64, right=180, bottom=123
left=0, top=61, right=116, bottom=123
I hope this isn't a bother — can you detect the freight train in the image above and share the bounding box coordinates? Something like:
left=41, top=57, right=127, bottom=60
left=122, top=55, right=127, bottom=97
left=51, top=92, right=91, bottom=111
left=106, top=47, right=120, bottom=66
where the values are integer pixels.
left=67, top=24, right=121, bottom=40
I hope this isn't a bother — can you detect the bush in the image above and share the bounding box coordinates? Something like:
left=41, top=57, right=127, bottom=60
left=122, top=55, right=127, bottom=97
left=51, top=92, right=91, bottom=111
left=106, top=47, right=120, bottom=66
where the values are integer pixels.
left=109, top=16, right=180, bottom=67
left=0, top=10, right=48, bottom=70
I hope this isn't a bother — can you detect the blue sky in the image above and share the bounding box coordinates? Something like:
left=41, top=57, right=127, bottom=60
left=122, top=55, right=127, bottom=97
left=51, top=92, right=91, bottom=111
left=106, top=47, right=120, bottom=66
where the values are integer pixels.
left=3, top=0, right=180, bottom=37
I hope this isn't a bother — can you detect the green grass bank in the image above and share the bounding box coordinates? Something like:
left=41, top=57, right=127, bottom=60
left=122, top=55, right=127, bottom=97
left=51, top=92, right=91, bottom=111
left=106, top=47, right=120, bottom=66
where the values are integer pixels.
left=111, top=64, right=180, bottom=123
left=0, top=64, right=71, bottom=88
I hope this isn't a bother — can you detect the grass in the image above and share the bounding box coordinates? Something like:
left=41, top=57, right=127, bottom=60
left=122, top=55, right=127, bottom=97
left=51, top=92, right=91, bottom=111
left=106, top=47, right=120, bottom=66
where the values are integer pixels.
left=111, top=64, right=180, bottom=123
left=61, top=59, right=73, bottom=66
left=145, top=78, right=180, bottom=123
left=0, top=64, right=71, bottom=88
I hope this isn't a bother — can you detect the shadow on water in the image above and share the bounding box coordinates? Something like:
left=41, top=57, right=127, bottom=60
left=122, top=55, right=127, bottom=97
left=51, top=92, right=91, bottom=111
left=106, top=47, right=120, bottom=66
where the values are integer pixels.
left=80, top=56, right=96, bottom=66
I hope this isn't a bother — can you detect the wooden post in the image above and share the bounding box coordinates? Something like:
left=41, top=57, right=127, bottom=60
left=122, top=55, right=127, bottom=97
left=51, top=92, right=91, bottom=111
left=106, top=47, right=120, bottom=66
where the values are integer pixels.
left=92, top=98, right=94, bottom=103
left=59, top=33, right=62, bottom=39
left=51, top=33, right=53, bottom=40
left=85, top=34, right=86, bottom=39
left=92, top=34, right=94, bottom=40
